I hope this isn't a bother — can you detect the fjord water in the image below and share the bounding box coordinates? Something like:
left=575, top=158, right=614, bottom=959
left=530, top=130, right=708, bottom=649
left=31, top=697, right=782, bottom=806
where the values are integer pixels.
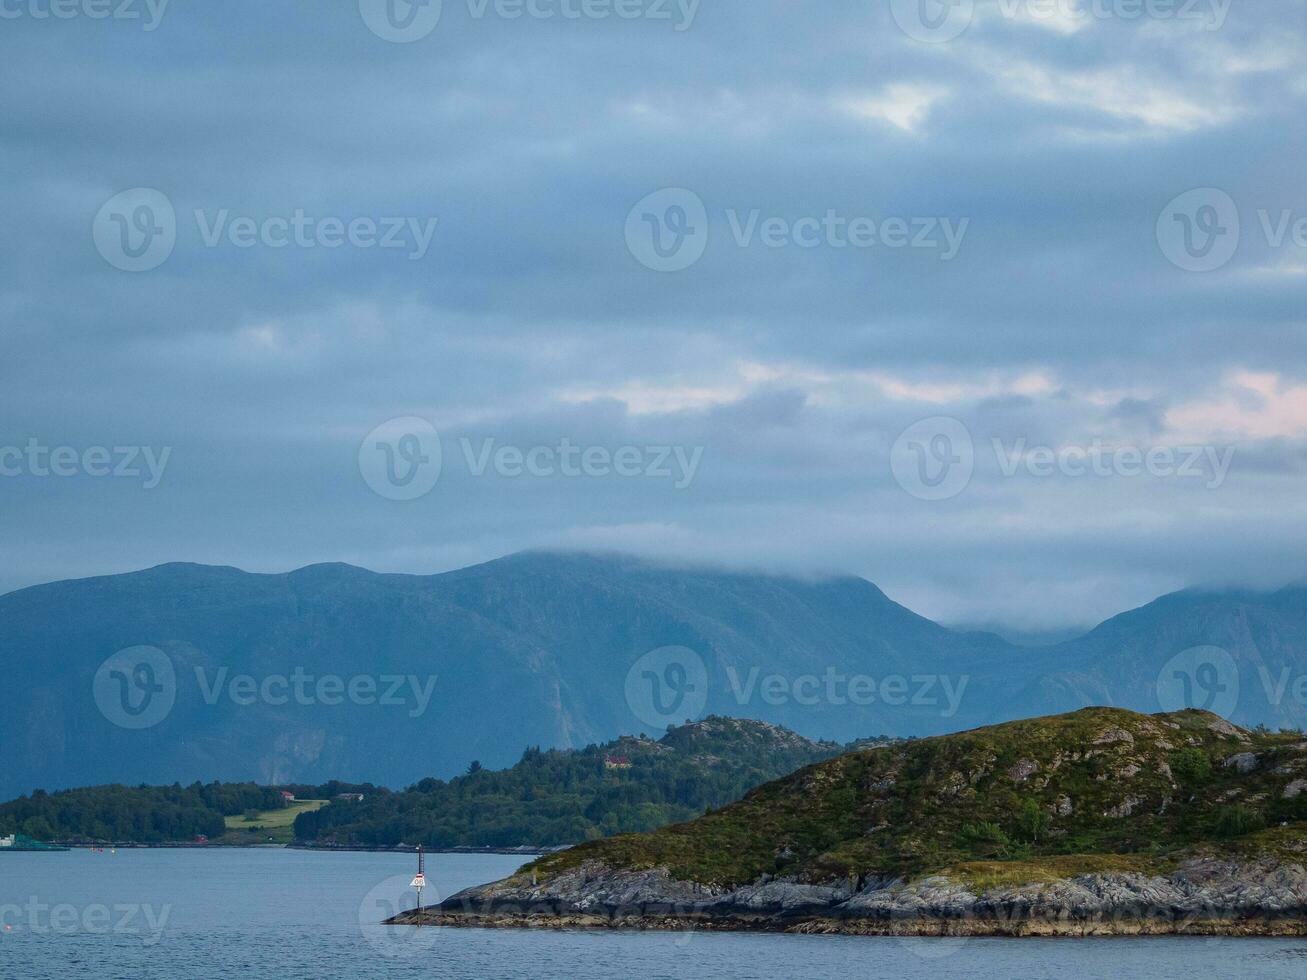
left=2, top=849, right=1304, bottom=979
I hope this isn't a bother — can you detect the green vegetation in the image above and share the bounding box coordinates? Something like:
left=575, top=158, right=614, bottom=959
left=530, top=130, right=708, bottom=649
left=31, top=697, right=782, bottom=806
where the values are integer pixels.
left=526, top=708, right=1307, bottom=889
left=293, top=717, right=849, bottom=848
left=0, top=718, right=846, bottom=848
left=1171, top=746, right=1212, bottom=784
left=0, top=783, right=289, bottom=843
left=220, top=799, right=327, bottom=845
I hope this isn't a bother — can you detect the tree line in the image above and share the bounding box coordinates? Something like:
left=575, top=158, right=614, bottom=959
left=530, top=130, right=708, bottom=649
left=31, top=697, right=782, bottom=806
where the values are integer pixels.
left=0, top=782, right=287, bottom=843
left=293, top=720, right=854, bottom=847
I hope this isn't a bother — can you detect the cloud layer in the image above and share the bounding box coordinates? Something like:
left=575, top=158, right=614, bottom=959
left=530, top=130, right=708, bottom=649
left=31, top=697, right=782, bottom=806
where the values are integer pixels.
left=1, top=0, right=1304, bottom=631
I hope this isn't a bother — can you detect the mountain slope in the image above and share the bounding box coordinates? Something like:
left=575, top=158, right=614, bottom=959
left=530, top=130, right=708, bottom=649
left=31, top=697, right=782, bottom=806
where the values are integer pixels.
left=4, top=552, right=1307, bottom=801
left=0, top=552, right=1016, bottom=799
left=1019, top=586, right=1307, bottom=731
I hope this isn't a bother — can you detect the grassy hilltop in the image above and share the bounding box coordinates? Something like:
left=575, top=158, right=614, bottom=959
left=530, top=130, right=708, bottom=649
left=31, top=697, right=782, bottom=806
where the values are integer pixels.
left=525, top=708, right=1307, bottom=889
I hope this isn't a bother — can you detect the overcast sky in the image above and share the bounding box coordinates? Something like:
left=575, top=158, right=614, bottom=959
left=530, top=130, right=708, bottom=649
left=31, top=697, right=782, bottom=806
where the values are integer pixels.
left=1, top=0, right=1304, bottom=632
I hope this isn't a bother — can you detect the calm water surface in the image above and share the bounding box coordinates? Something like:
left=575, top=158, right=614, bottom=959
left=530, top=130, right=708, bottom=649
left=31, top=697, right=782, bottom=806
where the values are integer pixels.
left=2, top=848, right=1305, bottom=978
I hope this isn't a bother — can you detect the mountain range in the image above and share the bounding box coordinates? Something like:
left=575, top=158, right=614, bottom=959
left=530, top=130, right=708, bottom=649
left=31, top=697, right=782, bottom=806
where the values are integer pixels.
left=2, top=551, right=1305, bottom=800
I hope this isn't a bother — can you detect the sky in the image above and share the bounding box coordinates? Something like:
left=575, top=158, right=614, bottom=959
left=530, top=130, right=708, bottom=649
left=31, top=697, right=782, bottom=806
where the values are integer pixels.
left=1, top=0, right=1304, bottom=633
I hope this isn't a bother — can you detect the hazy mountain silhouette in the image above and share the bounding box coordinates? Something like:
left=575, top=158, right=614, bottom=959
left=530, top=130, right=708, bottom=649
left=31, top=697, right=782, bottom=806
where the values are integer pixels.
left=2, top=552, right=1303, bottom=799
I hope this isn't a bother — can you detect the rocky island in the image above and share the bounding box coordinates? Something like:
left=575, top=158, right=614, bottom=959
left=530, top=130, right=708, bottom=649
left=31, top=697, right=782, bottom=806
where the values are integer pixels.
left=390, top=708, right=1307, bottom=936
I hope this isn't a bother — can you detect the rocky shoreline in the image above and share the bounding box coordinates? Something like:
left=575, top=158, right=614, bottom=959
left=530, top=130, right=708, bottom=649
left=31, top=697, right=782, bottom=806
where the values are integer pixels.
left=387, top=859, right=1307, bottom=937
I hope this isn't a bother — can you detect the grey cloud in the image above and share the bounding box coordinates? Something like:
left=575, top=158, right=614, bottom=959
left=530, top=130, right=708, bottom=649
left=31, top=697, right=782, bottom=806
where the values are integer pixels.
left=0, top=2, right=1303, bottom=628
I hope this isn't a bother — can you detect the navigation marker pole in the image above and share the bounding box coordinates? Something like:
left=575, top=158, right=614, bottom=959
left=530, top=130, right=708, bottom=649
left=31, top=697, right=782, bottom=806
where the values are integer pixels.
left=410, top=844, right=427, bottom=924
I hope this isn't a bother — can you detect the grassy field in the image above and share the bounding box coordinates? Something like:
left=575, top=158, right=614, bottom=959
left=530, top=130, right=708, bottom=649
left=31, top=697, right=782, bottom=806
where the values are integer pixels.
left=219, top=799, right=327, bottom=844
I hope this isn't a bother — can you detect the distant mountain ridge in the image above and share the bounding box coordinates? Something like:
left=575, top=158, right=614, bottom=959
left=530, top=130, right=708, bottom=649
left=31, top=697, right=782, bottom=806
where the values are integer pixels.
left=1, top=552, right=1305, bottom=800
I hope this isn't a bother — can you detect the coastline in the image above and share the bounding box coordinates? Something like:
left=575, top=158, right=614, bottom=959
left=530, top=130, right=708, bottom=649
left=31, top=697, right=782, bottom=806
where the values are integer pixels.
left=395, top=910, right=1307, bottom=938
left=45, top=840, right=563, bottom=855
left=287, top=842, right=566, bottom=856
left=387, top=857, right=1307, bottom=938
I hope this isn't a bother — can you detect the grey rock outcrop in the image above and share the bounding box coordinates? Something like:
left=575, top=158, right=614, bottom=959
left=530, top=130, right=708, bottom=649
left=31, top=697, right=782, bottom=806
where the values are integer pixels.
left=391, top=858, right=1307, bottom=937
